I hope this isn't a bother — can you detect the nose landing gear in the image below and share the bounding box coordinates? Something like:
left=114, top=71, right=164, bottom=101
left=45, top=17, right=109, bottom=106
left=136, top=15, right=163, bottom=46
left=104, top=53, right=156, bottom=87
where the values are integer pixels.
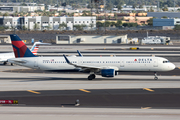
left=154, top=72, right=158, bottom=80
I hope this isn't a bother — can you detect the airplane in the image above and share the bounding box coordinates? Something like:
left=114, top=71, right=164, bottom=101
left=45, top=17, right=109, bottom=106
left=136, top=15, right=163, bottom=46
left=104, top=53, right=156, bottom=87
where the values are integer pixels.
left=0, top=38, right=50, bottom=65
left=8, top=34, right=175, bottom=80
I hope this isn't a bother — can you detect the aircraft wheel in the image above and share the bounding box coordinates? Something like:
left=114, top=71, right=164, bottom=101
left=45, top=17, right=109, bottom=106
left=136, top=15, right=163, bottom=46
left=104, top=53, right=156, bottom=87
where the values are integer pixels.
left=88, top=74, right=96, bottom=80
left=88, top=76, right=93, bottom=80
left=92, top=74, right=96, bottom=79
left=11, top=63, right=13, bottom=66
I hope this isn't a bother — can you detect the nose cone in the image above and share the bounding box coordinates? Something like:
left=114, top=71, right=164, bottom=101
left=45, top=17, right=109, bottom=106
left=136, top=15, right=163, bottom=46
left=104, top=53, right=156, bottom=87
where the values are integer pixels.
left=170, top=63, right=176, bottom=70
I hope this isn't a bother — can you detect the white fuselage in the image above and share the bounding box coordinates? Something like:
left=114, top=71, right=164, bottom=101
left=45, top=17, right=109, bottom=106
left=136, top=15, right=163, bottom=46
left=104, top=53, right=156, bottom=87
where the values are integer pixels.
left=0, top=52, right=14, bottom=62
left=0, top=42, right=48, bottom=63
left=8, top=56, right=175, bottom=72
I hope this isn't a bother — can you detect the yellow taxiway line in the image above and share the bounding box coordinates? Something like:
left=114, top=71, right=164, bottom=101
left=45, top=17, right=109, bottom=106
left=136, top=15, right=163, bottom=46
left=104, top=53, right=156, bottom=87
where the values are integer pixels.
left=79, top=89, right=91, bottom=93
left=27, top=90, right=41, bottom=94
left=143, top=88, right=154, bottom=92
left=141, top=107, right=152, bottom=109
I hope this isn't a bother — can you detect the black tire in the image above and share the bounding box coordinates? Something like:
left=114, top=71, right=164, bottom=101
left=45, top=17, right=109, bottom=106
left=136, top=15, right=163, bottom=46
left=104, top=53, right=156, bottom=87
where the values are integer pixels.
left=88, top=74, right=96, bottom=80
left=88, top=75, right=93, bottom=80
left=91, top=74, right=96, bottom=79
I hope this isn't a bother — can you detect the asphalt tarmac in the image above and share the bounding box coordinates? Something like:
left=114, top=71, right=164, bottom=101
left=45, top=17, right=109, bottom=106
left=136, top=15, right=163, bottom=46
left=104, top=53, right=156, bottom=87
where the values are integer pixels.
left=0, top=64, right=179, bottom=109
left=0, top=88, right=180, bottom=108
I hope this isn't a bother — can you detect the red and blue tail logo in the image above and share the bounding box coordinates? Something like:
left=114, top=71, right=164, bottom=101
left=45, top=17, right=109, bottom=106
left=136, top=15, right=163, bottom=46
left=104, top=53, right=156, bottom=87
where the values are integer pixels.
left=10, top=34, right=37, bottom=58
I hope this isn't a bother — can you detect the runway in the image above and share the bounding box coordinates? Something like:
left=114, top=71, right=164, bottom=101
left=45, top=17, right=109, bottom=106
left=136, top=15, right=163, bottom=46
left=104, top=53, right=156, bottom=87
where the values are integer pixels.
left=1, top=44, right=180, bottom=61
left=0, top=76, right=179, bottom=119
left=0, top=88, right=180, bottom=108
left=0, top=64, right=179, bottom=109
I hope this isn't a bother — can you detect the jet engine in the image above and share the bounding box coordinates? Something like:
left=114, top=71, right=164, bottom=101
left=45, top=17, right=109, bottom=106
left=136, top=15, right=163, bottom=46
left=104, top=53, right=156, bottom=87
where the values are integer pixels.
left=101, top=69, right=115, bottom=77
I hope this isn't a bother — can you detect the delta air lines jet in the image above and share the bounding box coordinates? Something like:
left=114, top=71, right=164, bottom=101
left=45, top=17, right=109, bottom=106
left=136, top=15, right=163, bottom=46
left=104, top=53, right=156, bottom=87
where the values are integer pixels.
left=0, top=40, right=50, bottom=65
left=8, top=34, right=175, bottom=80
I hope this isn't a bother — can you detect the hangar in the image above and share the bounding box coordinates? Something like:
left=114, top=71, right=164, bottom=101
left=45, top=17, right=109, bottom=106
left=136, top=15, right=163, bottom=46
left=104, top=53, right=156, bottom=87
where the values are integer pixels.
left=56, top=35, right=128, bottom=44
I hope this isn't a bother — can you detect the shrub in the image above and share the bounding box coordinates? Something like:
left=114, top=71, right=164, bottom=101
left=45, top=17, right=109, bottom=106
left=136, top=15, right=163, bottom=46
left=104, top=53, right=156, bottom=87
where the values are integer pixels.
left=174, top=25, right=180, bottom=30
left=122, top=23, right=138, bottom=27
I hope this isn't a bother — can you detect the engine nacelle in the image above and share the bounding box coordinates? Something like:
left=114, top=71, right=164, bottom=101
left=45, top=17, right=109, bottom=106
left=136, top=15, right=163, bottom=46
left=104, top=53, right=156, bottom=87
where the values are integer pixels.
left=101, top=69, right=115, bottom=77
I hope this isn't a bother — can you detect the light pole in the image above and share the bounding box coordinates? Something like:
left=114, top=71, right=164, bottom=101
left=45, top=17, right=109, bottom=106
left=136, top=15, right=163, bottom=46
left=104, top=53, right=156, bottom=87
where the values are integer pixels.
left=104, top=0, right=106, bottom=35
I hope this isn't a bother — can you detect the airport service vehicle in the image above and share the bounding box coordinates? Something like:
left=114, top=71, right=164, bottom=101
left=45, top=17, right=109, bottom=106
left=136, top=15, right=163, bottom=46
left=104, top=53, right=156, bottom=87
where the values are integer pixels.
left=0, top=40, right=50, bottom=65
left=8, top=34, right=175, bottom=80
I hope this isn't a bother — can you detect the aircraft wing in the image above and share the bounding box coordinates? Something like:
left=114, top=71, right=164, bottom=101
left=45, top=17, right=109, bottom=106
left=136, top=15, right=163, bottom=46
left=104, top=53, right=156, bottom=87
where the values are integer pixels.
left=63, top=54, right=101, bottom=71
left=63, top=55, right=119, bottom=72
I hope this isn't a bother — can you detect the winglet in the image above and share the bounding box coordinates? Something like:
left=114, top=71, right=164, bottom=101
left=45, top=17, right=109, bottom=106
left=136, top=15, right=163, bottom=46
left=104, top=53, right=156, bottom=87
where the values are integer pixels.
left=63, top=54, right=71, bottom=64
left=77, top=50, right=83, bottom=57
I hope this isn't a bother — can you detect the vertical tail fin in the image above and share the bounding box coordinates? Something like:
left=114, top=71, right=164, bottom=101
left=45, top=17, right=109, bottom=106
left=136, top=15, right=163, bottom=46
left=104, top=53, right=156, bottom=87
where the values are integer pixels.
left=30, top=42, right=40, bottom=55
left=30, top=42, right=51, bottom=55
left=10, top=34, right=37, bottom=58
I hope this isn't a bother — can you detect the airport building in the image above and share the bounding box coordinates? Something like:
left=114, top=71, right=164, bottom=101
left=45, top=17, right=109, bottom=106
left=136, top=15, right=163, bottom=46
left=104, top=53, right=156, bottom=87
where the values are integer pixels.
left=0, top=16, right=96, bottom=30
left=0, top=6, right=45, bottom=13
left=153, top=18, right=180, bottom=27
left=148, top=12, right=180, bottom=19
left=56, top=35, right=128, bottom=44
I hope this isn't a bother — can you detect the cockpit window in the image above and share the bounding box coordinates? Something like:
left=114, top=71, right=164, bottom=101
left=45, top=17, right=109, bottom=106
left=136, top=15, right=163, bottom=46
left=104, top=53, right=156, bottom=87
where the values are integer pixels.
left=163, top=61, right=170, bottom=63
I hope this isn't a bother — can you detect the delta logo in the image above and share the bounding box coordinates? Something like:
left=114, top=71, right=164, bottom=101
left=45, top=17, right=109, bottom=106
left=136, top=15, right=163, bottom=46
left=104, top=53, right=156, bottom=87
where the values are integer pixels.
left=134, top=58, right=152, bottom=61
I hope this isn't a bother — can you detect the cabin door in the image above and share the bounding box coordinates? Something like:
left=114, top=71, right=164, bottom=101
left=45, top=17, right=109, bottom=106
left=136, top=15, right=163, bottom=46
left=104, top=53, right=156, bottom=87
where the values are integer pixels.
left=78, top=59, right=83, bottom=65
left=153, top=58, right=158, bottom=67
left=120, top=60, right=124, bottom=67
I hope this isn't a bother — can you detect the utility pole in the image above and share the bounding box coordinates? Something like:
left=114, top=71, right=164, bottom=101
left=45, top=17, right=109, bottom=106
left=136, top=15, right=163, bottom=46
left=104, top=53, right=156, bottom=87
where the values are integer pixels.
left=104, top=0, right=106, bottom=35
left=95, top=0, right=99, bottom=33
left=91, top=0, right=93, bottom=33
left=33, top=0, right=34, bottom=12
left=174, top=0, right=175, bottom=12
left=157, top=0, right=159, bottom=12
left=63, top=0, right=65, bottom=11
left=57, top=0, right=58, bottom=11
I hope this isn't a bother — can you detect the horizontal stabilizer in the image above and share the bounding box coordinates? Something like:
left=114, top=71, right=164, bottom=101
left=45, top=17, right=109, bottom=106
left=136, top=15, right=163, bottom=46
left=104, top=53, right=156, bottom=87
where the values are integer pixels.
left=8, top=59, right=27, bottom=63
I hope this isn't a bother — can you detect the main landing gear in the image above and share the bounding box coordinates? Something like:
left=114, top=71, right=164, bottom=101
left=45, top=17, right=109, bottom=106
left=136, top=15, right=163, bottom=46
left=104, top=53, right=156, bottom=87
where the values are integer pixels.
left=154, top=72, right=158, bottom=80
left=3, top=62, right=7, bottom=65
left=88, top=74, right=96, bottom=80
